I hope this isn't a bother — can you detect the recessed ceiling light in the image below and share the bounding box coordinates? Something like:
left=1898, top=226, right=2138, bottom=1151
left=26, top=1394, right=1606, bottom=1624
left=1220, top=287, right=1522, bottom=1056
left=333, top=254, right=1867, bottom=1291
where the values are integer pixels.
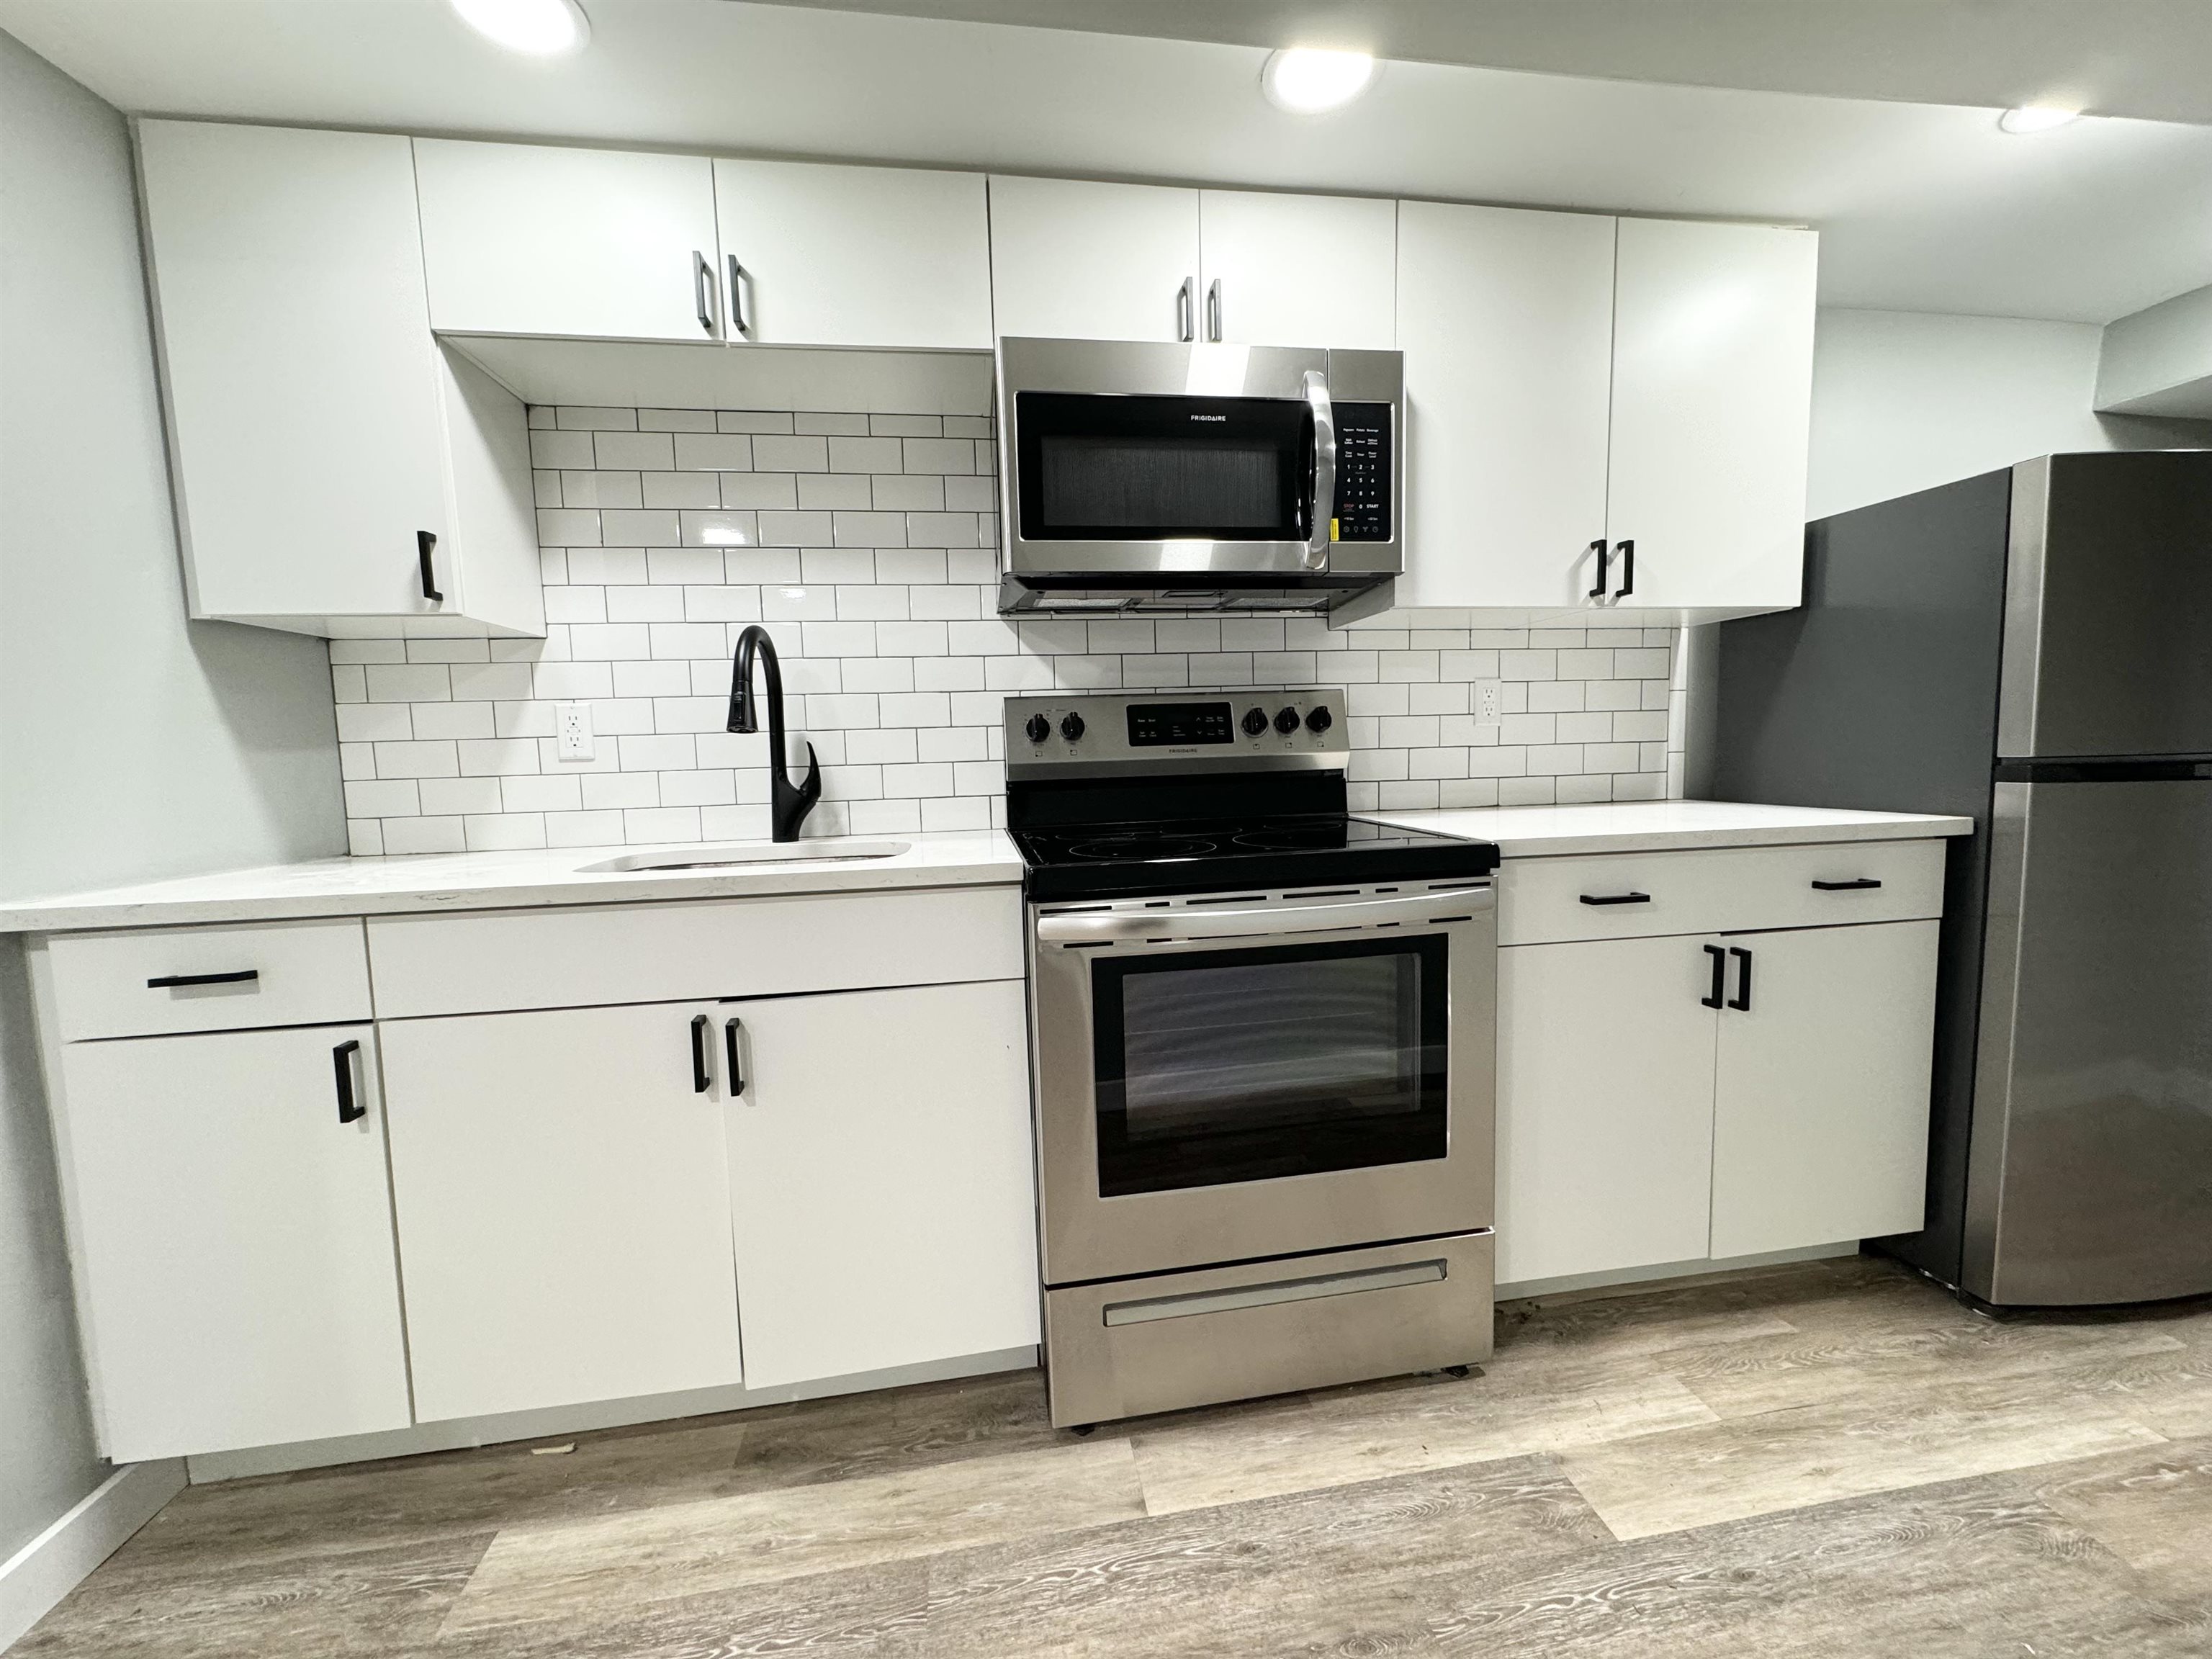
left=1261, top=48, right=1377, bottom=114
left=449, top=0, right=590, bottom=56
left=1998, top=104, right=2082, bottom=135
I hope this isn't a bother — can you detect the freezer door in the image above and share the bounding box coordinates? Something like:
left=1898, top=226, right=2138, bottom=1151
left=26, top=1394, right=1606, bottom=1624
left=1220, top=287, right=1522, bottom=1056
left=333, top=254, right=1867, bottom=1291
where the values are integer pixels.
left=1965, top=776, right=2212, bottom=1304
left=1997, top=451, right=2212, bottom=760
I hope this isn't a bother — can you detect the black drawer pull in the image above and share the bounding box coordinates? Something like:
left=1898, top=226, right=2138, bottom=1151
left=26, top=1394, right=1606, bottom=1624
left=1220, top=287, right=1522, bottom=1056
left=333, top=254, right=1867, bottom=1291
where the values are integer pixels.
left=1579, top=892, right=1651, bottom=907
left=1728, top=946, right=1753, bottom=1012
left=1811, top=878, right=1883, bottom=891
left=146, top=969, right=258, bottom=989
left=1701, top=943, right=1726, bottom=1009
left=690, top=1014, right=711, bottom=1094
left=333, top=1039, right=365, bottom=1124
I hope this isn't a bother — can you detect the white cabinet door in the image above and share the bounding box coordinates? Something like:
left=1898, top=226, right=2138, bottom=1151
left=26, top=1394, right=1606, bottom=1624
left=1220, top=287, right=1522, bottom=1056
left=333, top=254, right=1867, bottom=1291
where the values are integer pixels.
left=379, top=1002, right=743, bottom=1421
left=715, top=159, right=992, bottom=349
left=1604, top=218, right=1817, bottom=612
left=1709, top=920, right=1939, bottom=1257
left=1496, top=935, right=1720, bottom=1284
left=136, top=122, right=451, bottom=623
left=988, top=176, right=1200, bottom=342
left=726, top=979, right=1038, bottom=1388
left=1197, top=189, right=1396, bottom=348
left=414, top=140, right=723, bottom=342
left=58, top=1024, right=410, bottom=1461
left=1394, top=202, right=1618, bottom=609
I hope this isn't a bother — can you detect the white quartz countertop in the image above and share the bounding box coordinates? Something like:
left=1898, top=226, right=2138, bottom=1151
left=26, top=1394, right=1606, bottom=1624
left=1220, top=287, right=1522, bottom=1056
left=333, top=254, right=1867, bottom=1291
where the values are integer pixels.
left=0, top=831, right=1025, bottom=934
left=1367, top=800, right=1974, bottom=858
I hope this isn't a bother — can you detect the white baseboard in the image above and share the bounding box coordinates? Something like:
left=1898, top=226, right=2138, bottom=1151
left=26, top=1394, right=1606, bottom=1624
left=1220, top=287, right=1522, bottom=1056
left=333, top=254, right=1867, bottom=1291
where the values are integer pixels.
left=1, top=1459, right=186, bottom=1651
left=1496, top=1241, right=1861, bottom=1303
left=186, top=1344, right=1040, bottom=1484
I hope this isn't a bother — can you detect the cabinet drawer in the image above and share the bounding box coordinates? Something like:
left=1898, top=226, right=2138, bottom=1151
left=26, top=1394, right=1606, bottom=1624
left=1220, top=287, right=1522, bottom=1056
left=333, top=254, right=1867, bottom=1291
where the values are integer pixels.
left=1500, top=839, right=1945, bottom=946
left=368, top=886, right=1023, bottom=1017
left=48, top=920, right=372, bottom=1041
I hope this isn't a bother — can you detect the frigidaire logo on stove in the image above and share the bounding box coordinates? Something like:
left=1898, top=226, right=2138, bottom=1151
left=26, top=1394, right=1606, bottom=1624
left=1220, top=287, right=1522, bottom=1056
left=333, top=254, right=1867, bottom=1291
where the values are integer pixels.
left=1190, top=413, right=1226, bottom=422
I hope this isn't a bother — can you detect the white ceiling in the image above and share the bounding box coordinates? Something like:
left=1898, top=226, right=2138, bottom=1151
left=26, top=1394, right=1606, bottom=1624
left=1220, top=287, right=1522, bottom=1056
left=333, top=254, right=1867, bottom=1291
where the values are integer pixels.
left=774, top=1, right=2212, bottom=127
left=3, top=0, right=2207, bottom=323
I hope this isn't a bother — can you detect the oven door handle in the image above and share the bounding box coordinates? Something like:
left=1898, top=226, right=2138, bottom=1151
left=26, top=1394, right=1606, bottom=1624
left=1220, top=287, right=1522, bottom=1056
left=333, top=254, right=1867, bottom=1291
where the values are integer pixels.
left=1303, top=369, right=1336, bottom=571
left=1035, top=888, right=1491, bottom=945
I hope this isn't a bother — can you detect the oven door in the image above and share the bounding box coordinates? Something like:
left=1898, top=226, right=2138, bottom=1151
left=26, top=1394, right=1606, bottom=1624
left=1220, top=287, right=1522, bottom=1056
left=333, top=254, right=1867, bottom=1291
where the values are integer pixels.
left=1030, top=884, right=1496, bottom=1285
left=999, top=338, right=1332, bottom=579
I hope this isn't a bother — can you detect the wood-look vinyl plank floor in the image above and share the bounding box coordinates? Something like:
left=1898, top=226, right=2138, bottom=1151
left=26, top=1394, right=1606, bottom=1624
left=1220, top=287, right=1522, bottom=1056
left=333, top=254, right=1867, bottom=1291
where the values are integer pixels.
left=23, top=1255, right=2212, bottom=1658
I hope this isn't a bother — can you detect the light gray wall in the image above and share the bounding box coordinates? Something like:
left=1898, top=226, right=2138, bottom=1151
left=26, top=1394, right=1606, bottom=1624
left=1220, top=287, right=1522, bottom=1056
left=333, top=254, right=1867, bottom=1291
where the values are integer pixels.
left=0, top=32, right=346, bottom=1561
left=1806, top=307, right=2212, bottom=520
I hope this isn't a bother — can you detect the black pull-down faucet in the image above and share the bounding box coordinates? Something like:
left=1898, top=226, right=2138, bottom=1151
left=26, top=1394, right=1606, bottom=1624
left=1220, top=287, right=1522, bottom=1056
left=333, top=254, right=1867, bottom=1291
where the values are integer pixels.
left=726, top=625, right=820, bottom=842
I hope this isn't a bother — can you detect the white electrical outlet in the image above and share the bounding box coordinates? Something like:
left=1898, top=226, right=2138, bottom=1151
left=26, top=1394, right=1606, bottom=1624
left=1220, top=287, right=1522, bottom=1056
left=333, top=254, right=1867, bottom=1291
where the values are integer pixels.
left=555, top=701, right=594, bottom=762
left=1475, top=679, right=1503, bottom=724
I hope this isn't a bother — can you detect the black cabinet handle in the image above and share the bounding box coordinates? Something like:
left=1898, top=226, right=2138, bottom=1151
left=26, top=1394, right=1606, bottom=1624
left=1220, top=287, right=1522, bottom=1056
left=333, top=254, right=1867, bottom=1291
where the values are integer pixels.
left=1579, top=892, right=1651, bottom=907
left=146, top=969, right=257, bottom=988
left=693, top=248, right=716, bottom=336
left=727, top=254, right=750, bottom=338
left=1701, top=943, right=1726, bottom=1009
left=1728, top=946, right=1753, bottom=1012
left=333, top=1039, right=365, bottom=1124
left=1811, top=877, right=1882, bottom=891
left=690, top=1014, right=711, bottom=1094
left=1586, top=537, right=1608, bottom=600
left=1614, top=538, right=1635, bottom=598
left=724, top=1017, right=745, bottom=1097
left=417, top=531, right=442, bottom=602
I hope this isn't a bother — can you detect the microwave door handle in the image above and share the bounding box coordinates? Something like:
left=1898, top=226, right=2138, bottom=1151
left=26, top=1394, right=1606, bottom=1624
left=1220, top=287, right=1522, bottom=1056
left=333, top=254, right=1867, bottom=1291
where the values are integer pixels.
left=1303, top=370, right=1336, bottom=570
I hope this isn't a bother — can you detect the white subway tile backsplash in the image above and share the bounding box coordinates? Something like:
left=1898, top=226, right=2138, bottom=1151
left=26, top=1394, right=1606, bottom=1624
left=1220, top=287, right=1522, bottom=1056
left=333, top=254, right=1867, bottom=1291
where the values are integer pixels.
left=333, top=402, right=1676, bottom=852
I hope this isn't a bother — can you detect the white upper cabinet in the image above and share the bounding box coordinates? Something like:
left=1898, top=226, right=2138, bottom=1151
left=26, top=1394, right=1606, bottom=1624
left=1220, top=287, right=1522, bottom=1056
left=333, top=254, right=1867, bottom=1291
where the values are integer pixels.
left=1604, top=218, right=1818, bottom=613
left=414, top=140, right=724, bottom=342
left=1395, top=201, right=1618, bottom=610
left=726, top=979, right=1038, bottom=1390
left=714, top=159, right=992, bottom=349
left=989, top=176, right=1202, bottom=343
left=136, top=121, right=541, bottom=637
left=1197, top=189, right=1397, bottom=348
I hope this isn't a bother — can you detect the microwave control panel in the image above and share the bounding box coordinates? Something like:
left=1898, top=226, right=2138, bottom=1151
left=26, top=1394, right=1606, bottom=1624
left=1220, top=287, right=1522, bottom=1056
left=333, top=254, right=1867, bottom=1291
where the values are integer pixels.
left=1331, top=402, right=1393, bottom=542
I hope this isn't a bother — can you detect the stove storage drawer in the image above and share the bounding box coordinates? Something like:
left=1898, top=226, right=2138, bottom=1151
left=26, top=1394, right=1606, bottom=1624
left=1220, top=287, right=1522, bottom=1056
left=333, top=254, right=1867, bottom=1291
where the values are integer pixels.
left=1042, top=1231, right=1493, bottom=1427
left=367, top=886, right=1022, bottom=1017
left=1498, top=838, right=1943, bottom=946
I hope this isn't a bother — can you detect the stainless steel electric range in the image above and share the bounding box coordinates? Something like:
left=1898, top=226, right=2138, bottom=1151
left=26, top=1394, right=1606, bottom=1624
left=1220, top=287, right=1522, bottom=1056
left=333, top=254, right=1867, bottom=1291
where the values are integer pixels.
left=1005, top=689, right=1501, bottom=1428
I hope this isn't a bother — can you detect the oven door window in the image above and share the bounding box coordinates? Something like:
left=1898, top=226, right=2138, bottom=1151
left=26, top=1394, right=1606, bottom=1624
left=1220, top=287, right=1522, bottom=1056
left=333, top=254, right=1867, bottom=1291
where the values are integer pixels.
left=1091, top=935, right=1448, bottom=1197
left=1016, top=392, right=1313, bottom=541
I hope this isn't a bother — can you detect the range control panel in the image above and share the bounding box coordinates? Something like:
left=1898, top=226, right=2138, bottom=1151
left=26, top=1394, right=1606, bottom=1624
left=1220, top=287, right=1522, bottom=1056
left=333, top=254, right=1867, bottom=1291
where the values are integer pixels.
left=1331, top=401, right=1393, bottom=542
left=1007, top=690, right=1349, bottom=774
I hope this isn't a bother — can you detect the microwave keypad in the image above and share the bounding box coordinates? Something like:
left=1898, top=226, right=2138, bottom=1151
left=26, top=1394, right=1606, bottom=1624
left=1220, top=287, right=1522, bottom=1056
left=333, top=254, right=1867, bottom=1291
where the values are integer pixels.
left=1332, top=402, right=1393, bottom=541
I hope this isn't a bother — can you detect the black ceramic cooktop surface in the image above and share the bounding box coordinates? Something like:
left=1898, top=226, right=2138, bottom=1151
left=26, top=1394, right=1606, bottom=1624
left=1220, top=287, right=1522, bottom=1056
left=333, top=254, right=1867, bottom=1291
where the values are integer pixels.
left=1012, top=814, right=1498, bottom=902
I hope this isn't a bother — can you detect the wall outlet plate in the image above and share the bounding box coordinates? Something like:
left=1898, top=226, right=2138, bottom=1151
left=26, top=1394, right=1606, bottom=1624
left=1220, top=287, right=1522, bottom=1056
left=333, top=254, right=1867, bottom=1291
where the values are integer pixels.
left=555, top=701, right=594, bottom=762
left=1474, top=680, right=1503, bottom=724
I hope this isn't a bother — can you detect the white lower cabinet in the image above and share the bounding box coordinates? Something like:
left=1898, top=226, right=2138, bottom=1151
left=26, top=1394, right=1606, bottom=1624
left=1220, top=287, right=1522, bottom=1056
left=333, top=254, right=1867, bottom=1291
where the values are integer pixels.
left=725, top=979, right=1039, bottom=1388
left=1496, top=846, right=1943, bottom=1287
left=55, top=1023, right=411, bottom=1461
left=1709, top=920, right=1940, bottom=1257
left=379, top=1001, right=745, bottom=1422
left=1496, top=936, right=1720, bottom=1283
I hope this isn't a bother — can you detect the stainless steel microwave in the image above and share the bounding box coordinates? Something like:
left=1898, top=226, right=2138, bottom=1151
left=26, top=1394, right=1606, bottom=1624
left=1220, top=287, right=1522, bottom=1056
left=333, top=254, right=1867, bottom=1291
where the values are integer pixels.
left=994, top=337, right=1403, bottom=619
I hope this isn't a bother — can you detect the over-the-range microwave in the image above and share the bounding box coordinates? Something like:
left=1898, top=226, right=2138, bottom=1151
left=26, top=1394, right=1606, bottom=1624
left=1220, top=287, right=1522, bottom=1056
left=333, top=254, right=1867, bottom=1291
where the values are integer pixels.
left=993, top=337, right=1402, bottom=619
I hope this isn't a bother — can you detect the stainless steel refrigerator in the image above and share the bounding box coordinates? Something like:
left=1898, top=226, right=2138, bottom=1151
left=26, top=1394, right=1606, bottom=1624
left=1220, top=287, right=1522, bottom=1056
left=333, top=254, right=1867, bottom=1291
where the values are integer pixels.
left=1713, top=450, right=2212, bottom=1308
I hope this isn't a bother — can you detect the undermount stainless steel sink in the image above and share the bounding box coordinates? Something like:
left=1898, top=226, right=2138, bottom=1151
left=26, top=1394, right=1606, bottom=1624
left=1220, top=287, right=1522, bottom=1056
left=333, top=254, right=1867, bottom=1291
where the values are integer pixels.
left=579, top=840, right=912, bottom=873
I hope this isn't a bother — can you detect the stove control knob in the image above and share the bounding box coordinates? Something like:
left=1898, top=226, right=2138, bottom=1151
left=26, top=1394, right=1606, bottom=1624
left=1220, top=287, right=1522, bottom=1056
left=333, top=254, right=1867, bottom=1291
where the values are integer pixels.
left=1059, top=712, right=1087, bottom=742
left=1305, top=706, right=1334, bottom=734
left=1024, top=714, right=1051, bottom=745
left=1273, top=706, right=1300, bottom=734
left=1241, top=706, right=1269, bottom=737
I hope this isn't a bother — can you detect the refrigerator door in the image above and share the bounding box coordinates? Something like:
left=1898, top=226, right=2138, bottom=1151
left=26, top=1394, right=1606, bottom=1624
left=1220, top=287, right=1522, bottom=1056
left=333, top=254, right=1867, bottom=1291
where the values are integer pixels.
left=1997, top=451, right=2212, bottom=760
left=1965, top=774, right=2212, bottom=1305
